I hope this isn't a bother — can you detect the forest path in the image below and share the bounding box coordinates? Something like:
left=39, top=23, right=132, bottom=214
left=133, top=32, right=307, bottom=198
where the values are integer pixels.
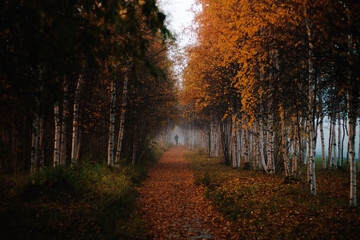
left=138, top=146, right=236, bottom=239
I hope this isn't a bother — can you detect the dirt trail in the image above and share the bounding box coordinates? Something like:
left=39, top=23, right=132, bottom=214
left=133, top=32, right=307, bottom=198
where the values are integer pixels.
left=138, top=146, right=236, bottom=239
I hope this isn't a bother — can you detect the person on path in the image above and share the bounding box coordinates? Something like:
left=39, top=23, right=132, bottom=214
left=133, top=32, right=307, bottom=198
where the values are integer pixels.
left=175, top=134, right=179, bottom=145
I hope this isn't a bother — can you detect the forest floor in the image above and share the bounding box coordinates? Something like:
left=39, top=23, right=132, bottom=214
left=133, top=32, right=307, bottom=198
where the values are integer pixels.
left=185, top=149, right=360, bottom=239
left=138, top=146, right=237, bottom=239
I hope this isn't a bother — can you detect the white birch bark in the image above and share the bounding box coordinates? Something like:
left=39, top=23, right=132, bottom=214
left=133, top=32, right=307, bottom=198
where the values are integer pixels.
left=259, top=122, right=267, bottom=171
left=115, top=62, right=130, bottom=165
left=346, top=4, right=356, bottom=207
left=348, top=96, right=357, bottom=207
left=208, top=123, right=211, bottom=157
left=231, top=112, right=237, bottom=168
left=320, top=118, right=326, bottom=168
left=358, top=120, right=360, bottom=173
left=328, top=119, right=333, bottom=168
left=71, top=70, right=84, bottom=165
left=332, top=118, right=336, bottom=168
left=338, top=117, right=341, bottom=168
left=267, top=113, right=275, bottom=174
left=305, top=1, right=316, bottom=194
left=107, top=78, right=116, bottom=166
left=341, top=118, right=346, bottom=166
left=244, top=128, right=250, bottom=169
left=237, top=128, right=241, bottom=168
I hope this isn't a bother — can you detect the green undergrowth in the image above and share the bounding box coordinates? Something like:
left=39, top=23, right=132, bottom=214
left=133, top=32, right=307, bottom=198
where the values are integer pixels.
left=186, top=151, right=360, bottom=240
left=0, top=144, right=165, bottom=240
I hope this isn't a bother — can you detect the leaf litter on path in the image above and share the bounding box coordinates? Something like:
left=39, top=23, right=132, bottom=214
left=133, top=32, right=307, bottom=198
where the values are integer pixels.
left=138, top=146, right=237, bottom=239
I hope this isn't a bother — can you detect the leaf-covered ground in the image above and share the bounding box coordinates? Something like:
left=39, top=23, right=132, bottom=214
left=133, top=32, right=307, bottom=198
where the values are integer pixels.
left=186, top=150, right=360, bottom=240
left=138, top=146, right=237, bottom=239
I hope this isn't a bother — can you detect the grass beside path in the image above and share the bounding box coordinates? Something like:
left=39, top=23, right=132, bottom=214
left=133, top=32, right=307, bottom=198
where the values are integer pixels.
left=185, top=150, right=360, bottom=240
left=0, top=144, right=165, bottom=240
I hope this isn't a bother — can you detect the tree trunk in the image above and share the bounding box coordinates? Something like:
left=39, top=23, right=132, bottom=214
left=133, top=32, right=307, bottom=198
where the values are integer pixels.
left=291, top=121, right=298, bottom=175
left=244, top=127, right=250, bottom=170
left=39, top=116, right=45, bottom=169
left=71, top=69, right=84, bottom=165
left=259, top=122, right=267, bottom=171
left=107, top=78, right=116, bottom=166
left=115, top=62, right=130, bottom=165
left=341, top=118, right=346, bottom=166
left=281, top=112, right=290, bottom=177
left=348, top=97, right=357, bottom=207
left=267, top=112, right=275, bottom=174
left=31, top=115, right=40, bottom=173
left=208, top=122, right=211, bottom=157
left=60, top=81, right=68, bottom=166
left=320, top=118, right=326, bottom=168
left=332, top=118, right=336, bottom=168
left=358, top=120, right=360, bottom=173
left=304, top=1, right=316, bottom=194
left=328, top=118, right=333, bottom=169
left=53, top=102, right=61, bottom=167
left=337, top=117, right=341, bottom=168
left=347, top=4, right=356, bottom=206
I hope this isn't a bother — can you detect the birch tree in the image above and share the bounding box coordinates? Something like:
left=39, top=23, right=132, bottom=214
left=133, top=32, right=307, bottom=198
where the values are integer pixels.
left=71, top=69, right=84, bottom=165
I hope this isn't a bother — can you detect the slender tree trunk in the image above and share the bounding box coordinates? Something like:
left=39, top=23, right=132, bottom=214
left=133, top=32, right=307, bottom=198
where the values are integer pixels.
left=31, top=115, right=40, bottom=173
left=243, top=127, right=250, bottom=170
left=341, top=118, right=346, bottom=166
left=267, top=113, right=275, bottom=174
left=332, top=118, right=336, bottom=168
left=348, top=96, right=357, bottom=207
left=53, top=102, right=61, bottom=167
left=320, top=118, right=326, bottom=168
left=338, top=117, right=341, bottom=168
left=231, top=112, right=236, bottom=168
left=252, top=127, right=257, bottom=170
left=281, top=112, right=290, bottom=177
left=358, top=121, right=360, bottom=173
left=304, top=1, right=316, bottom=194
left=208, top=122, right=211, bottom=157
left=259, top=122, right=267, bottom=171
left=31, top=66, right=43, bottom=172
left=71, top=69, right=84, bottom=165
left=346, top=5, right=356, bottom=206
left=107, top=78, right=116, bottom=166
left=347, top=141, right=350, bottom=168
left=237, top=128, right=241, bottom=168
left=328, top=118, right=333, bottom=169
left=292, top=121, right=298, bottom=175
left=115, top=62, right=130, bottom=165
left=60, top=81, right=68, bottom=166
left=39, top=116, right=45, bottom=169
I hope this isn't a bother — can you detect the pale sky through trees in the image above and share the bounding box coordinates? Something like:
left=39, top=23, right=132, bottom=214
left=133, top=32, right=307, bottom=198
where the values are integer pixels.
left=158, top=0, right=199, bottom=85
left=158, top=0, right=197, bottom=48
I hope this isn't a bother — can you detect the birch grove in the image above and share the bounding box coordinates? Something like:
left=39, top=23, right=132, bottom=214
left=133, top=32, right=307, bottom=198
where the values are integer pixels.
left=182, top=0, right=360, bottom=206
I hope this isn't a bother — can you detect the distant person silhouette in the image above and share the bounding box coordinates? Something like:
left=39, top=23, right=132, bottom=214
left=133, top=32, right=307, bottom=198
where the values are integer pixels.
left=175, top=135, right=179, bottom=145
